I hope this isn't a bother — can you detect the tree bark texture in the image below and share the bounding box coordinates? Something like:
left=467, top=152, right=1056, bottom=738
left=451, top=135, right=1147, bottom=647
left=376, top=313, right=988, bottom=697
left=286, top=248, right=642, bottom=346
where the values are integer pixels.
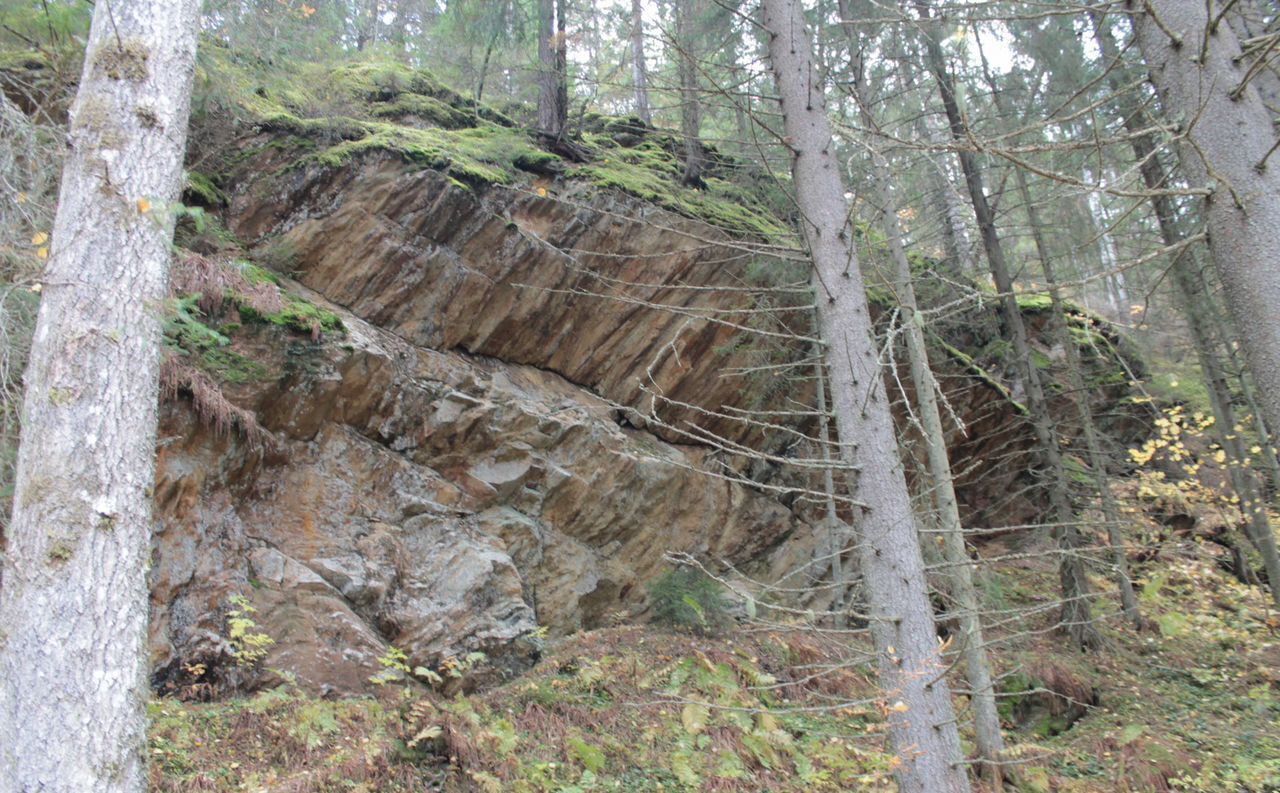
left=537, top=0, right=566, bottom=137
left=675, top=0, right=706, bottom=186
left=0, top=1, right=201, bottom=791
left=867, top=125, right=1007, bottom=787
left=1095, top=11, right=1280, bottom=605
left=970, top=34, right=1140, bottom=626
left=630, top=0, right=651, bottom=124
left=1014, top=165, right=1142, bottom=626
left=840, top=0, right=1004, bottom=777
left=761, top=1, right=970, bottom=789
left=1131, top=0, right=1280, bottom=470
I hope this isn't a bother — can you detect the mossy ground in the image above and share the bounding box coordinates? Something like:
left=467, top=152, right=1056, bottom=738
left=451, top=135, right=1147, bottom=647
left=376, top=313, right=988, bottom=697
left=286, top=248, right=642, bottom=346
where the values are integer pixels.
left=194, top=46, right=792, bottom=241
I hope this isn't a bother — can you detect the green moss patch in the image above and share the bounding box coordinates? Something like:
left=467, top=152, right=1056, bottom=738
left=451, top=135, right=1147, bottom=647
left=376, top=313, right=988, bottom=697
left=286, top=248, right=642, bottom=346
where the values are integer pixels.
left=238, top=294, right=344, bottom=336
left=931, top=333, right=1029, bottom=415
left=195, top=46, right=793, bottom=240
left=573, top=136, right=791, bottom=240
left=183, top=171, right=227, bottom=207
left=166, top=258, right=343, bottom=384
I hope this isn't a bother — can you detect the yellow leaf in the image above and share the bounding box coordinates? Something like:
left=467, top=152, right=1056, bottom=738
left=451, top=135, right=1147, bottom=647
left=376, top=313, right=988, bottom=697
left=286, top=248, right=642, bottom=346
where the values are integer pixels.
left=536, top=187, right=548, bottom=197
left=891, top=701, right=909, bottom=713
left=31, top=231, right=48, bottom=245
left=36, top=246, right=48, bottom=260
left=137, top=197, right=151, bottom=214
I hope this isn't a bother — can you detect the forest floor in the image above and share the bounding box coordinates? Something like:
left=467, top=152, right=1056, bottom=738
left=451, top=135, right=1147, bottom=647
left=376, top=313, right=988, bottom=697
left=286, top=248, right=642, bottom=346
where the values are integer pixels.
left=148, top=513, right=1280, bottom=793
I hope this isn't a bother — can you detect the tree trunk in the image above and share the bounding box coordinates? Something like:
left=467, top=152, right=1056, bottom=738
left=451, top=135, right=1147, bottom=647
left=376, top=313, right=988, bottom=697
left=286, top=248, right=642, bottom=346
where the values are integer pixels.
left=1014, top=165, right=1142, bottom=627
left=812, top=340, right=851, bottom=620
left=675, top=0, right=706, bottom=187
left=1094, top=11, right=1280, bottom=606
left=1215, top=313, right=1280, bottom=498
left=630, top=0, right=651, bottom=124
left=537, top=0, right=565, bottom=137
left=918, top=4, right=1103, bottom=650
left=761, top=0, right=970, bottom=789
left=970, top=30, right=1141, bottom=627
left=359, top=0, right=380, bottom=50
left=1131, top=0, right=1280, bottom=462
left=555, top=0, right=569, bottom=129
left=0, top=1, right=201, bottom=790
left=1171, top=252, right=1280, bottom=605
left=841, top=0, right=1004, bottom=779
left=865, top=108, right=1007, bottom=791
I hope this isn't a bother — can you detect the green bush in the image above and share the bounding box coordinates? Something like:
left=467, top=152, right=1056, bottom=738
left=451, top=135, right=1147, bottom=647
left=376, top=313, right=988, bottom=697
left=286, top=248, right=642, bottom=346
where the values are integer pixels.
left=648, top=566, right=729, bottom=634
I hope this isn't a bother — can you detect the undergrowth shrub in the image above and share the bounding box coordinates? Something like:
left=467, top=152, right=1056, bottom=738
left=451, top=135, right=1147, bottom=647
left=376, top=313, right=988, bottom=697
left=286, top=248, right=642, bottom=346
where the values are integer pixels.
left=648, top=566, right=729, bottom=634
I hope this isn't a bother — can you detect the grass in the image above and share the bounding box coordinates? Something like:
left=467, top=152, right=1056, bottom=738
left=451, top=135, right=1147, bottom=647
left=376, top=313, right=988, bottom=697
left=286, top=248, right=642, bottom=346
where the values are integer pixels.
left=147, top=509, right=1280, bottom=791
left=134, top=403, right=1280, bottom=790
left=150, top=628, right=900, bottom=792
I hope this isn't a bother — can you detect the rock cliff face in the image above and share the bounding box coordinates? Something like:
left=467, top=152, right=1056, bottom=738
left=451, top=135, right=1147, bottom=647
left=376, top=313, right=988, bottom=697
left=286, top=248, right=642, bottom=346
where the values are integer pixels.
left=149, top=285, right=804, bottom=694
left=147, top=120, right=1146, bottom=696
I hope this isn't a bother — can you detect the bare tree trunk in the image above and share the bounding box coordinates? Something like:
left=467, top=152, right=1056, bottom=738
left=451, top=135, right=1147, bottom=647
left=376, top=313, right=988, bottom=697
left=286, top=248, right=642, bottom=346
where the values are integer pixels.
left=1216, top=315, right=1280, bottom=497
left=630, top=0, right=651, bottom=124
left=812, top=340, right=850, bottom=619
left=867, top=113, right=1007, bottom=791
left=0, top=1, right=201, bottom=790
left=1221, top=0, right=1280, bottom=122
left=970, top=30, right=1140, bottom=627
left=918, top=4, right=1103, bottom=650
left=675, top=0, right=706, bottom=187
left=358, top=0, right=380, bottom=50
left=1172, top=252, right=1280, bottom=605
left=537, top=0, right=566, bottom=137
left=1131, top=0, right=1280, bottom=464
left=1094, top=11, right=1280, bottom=606
left=762, top=1, right=970, bottom=789
left=1014, top=166, right=1142, bottom=627
left=555, top=0, right=569, bottom=128
left=896, top=67, right=975, bottom=275
left=475, top=27, right=499, bottom=106
left=841, top=1, right=1004, bottom=780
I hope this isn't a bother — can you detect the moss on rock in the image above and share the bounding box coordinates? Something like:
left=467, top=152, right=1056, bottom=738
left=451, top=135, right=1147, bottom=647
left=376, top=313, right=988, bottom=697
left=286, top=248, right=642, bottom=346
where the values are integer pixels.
left=184, top=171, right=227, bottom=207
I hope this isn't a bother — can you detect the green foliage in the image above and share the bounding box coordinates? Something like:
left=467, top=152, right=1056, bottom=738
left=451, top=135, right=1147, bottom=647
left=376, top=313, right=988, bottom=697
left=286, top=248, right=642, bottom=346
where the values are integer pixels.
left=226, top=594, right=273, bottom=668
left=369, top=645, right=489, bottom=694
left=183, top=171, right=227, bottom=207
left=193, top=44, right=793, bottom=238
left=648, top=566, right=729, bottom=634
left=236, top=291, right=344, bottom=336
left=567, top=736, right=606, bottom=773
left=0, top=3, right=91, bottom=51
left=368, top=645, right=413, bottom=687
